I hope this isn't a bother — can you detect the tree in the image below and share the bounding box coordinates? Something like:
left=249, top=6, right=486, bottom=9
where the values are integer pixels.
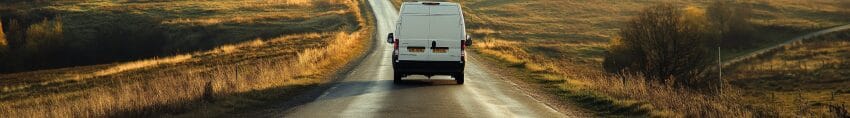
left=707, top=1, right=754, bottom=49
left=604, top=3, right=715, bottom=85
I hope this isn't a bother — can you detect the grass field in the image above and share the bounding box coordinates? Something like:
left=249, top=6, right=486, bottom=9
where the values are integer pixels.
left=394, top=0, right=850, bottom=117
left=0, top=0, right=373, bottom=117
left=0, top=0, right=363, bottom=72
left=727, top=29, right=850, bottom=117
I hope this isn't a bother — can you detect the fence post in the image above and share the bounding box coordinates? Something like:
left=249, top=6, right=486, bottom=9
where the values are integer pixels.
left=772, top=92, right=776, bottom=100
left=621, top=75, right=627, bottom=90
left=718, top=47, right=723, bottom=94
left=798, top=91, right=804, bottom=114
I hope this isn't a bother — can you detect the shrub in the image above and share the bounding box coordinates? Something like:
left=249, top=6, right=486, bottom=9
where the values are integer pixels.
left=23, top=18, right=63, bottom=60
left=5, top=19, right=24, bottom=50
left=603, top=3, right=715, bottom=85
left=707, top=1, right=755, bottom=49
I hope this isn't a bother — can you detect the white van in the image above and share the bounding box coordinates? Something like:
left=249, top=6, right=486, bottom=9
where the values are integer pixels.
left=387, top=1, right=471, bottom=84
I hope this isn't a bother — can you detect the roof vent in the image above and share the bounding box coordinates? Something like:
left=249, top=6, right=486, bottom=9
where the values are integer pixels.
left=422, top=2, right=440, bottom=5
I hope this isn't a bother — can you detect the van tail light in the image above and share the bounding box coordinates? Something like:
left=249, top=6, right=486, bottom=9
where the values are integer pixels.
left=461, top=40, right=465, bottom=50
left=393, top=39, right=399, bottom=55
left=461, top=40, right=466, bottom=62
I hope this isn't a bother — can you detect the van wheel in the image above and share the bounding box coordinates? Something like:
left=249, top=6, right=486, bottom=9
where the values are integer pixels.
left=453, top=72, right=464, bottom=84
left=393, top=72, right=402, bottom=84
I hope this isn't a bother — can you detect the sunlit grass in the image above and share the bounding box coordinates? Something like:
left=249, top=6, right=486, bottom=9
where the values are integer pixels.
left=447, top=0, right=849, bottom=116
left=727, top=30, right=850, bottom=117
left=0, top=30, right=370, bottom=118
left=93, top=54, right=193, bottom=78
left=0, top=0, right=372, bottom=117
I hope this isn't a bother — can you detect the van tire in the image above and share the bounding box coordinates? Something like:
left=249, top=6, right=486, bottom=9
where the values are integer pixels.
left=453, top=72, right=464, bottom=84
left=393, top=72, right=402, bottom=84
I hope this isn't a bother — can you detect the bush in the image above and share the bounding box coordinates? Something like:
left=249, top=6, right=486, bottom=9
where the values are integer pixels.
left=707, top=1, right=755, bottom=49
left=5, top=19, right=24, bottom=50
left=20, top=18, right=64, bottom=68
left=24, top=18, right=63, bottom=55
left=603, top=3, right=715, bottom=85
left=0, top=17, right=65, bottom=71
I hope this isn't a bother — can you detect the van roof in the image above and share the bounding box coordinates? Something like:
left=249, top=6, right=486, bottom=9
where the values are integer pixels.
left=402, top=1, right=460, bottom=6
left=400, top=2, right=461, bottom=15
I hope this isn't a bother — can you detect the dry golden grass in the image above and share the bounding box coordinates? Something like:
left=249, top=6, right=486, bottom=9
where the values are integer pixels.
left=0, top=30, right=370, bottom=118
left=1, top=0, right=369, bottom=73
left=565, top=72, right=754, bottom=117
left=727, top=30, right=850, bottom=117
left=444, top=0, right=850, bottom=117
left=22, top=18, right=63, bottom=51
left=744, top=0, right=847, bottom=26
left=295, top=31, right=365, bottom=77
left=212, top=39, right=265, bottom=54
left=92, top=55, right=193, bottom=77
left=143, top=0, right=360, bottom=26
left=0, top=0, right=372, bottom=117
left=474, top=37, right=547, bottom=72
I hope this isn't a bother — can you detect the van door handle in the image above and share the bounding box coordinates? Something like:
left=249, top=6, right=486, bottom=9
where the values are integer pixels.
left=431, top=41, right=436, bottom=48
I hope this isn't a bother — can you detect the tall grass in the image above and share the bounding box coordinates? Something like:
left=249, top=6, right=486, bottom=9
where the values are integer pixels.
left=91, top=54, right=193, bottom=78
left=459, top=0, right=850, bottom=116
left=0, top=30, right=369, bottom=117
left=23, top=18, right=62, bottom=51
left=724, top=29, right=850, bottom=117
left=567, top=71, right=755, bottom=117
left=0, top=0, right=371, bottom=117
left=476, top=41, right=757, bottom=117
left=0, top=0, right=364, bottom=73
left=473, top=45, right=758, bottom=117
left=474, top=37, right=546, bottom=72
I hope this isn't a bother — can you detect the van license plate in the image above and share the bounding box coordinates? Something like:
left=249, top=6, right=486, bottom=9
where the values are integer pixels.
left=407, top=47, right=425, bottom=52
left=432, top=47, right=448, bottom=53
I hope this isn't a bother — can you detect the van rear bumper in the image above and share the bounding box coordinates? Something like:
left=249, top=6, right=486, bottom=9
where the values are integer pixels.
left=393, top=60, right=464, bottom=74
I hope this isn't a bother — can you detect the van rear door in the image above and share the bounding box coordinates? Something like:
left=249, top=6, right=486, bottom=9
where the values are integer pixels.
left=427, top=14, right=463, bottom=61
left=397, top=15, right=431, bottom=61
left=396, top=4, right=463, bottom=62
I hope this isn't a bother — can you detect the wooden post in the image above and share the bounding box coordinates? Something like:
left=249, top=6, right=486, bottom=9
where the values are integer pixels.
left=798, top=91, right=804, bottom=113
left=621, top=76, right=626, bottom=88
left=718, top=47, right=723, bottom=94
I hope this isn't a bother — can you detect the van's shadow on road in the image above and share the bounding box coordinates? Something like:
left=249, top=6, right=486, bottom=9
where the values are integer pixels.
left=313, top=76, right=461, bottom=101
left=268, top=75, right=463, bottom=116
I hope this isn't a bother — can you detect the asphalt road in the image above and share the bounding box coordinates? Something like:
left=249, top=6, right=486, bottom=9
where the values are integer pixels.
left=277, top=0, right=571, bottom=117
